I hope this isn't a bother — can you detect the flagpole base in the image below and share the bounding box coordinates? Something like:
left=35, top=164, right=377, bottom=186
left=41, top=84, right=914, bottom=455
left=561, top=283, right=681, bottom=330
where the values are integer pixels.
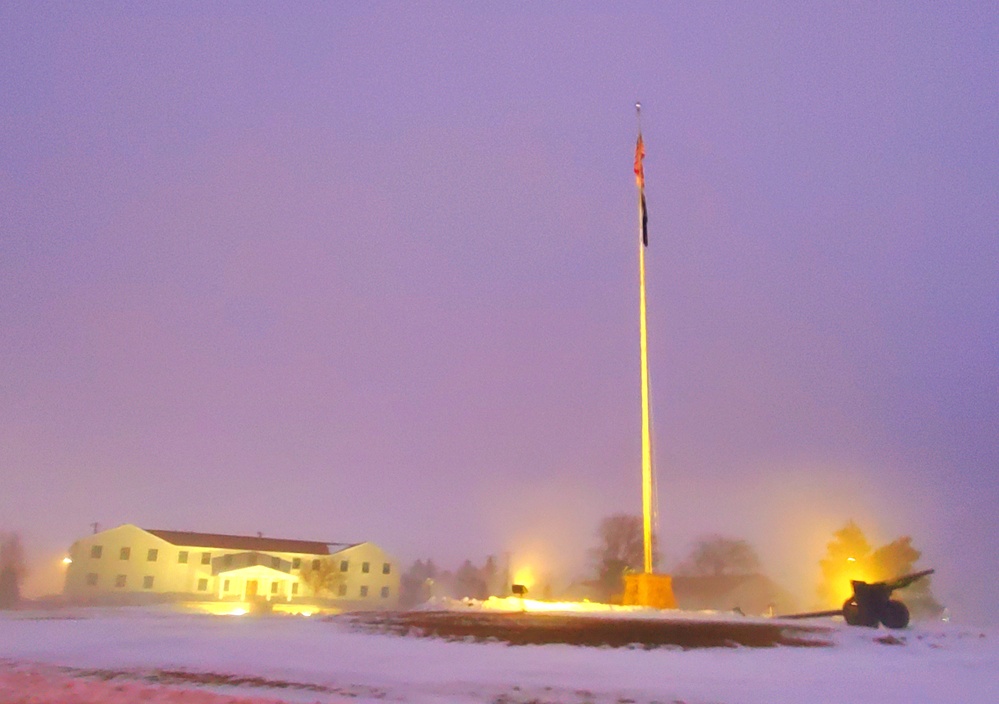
left=622, top=572, right=678, bottom=609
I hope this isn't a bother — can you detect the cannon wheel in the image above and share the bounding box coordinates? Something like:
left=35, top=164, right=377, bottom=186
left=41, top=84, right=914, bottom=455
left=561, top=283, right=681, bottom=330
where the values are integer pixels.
left=881, top=600, right=910, bottom=629
left=843, top=598, right=878, bottom=627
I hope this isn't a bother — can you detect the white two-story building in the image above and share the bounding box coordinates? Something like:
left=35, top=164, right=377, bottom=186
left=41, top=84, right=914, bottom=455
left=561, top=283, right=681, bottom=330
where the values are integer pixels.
left=63, top=524, right=399, bottom=611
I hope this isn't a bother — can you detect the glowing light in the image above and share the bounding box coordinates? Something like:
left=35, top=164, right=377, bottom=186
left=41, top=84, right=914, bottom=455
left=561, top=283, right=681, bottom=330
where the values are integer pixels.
left=512, top=566, right=535, bottom=590
left=828, top=558, right=871, bottom=605
left=61, top=557, right=72, bottom=565
left=227, top=608, right=248, bottom=616
left=475, top=595, right=646, bottom=614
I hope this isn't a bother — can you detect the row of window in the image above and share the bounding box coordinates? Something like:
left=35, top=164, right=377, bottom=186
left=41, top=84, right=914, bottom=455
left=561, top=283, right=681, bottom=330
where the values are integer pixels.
left=86, top=545, right=391, bottom=574
left=86, top=573, right=155, bottom=589
left=83, top=573, right=390, bottom=598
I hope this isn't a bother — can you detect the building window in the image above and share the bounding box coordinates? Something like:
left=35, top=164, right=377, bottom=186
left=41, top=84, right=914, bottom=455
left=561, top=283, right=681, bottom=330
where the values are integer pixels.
left=143, top=576, right=154, bottom=589
left=359, top=585, right=369, bottom=597
left=197, top=578, right=208, bottom=591
left=311, top=559, right=320, bottom=570
left=147, top=549, right=158, bottom=562
left=201, top=552, right=211, bottom=565
left=361, top=562, right=370, bottom=574
left=291, top=583, right=299, bottom=595
left=271, top=556, right=280, bottom=568
left=270, top=582, right=278, bottom=594
left=178, top=551, right=188, bottom=564
left=115, top=575, right=126, bottom=588
left=223, top=554, right=233, bottom=567
left=292, top=558, right=301, bottom=570
left=86, top=573, right=98, bottom=586
left=90, top=545, right=103, bottom=559
left=223, top=580, right=230, bottom=592
left=119, top=547, right=130, bottom=560
left=340, top=560, right=349, bottom=572
left=381, top=586, right=390, bottom=599
left=382, top=563, right=391, bottom=575
left=337, top=583, right=347, bottom=597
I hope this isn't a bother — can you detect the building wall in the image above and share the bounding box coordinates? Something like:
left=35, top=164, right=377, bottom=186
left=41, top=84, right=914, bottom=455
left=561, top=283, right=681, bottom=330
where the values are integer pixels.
left=65, top=524, right=187, bottom=597
left=327, top=543, right=400, bottom=608
left=64, top=524, right=401, bottom=609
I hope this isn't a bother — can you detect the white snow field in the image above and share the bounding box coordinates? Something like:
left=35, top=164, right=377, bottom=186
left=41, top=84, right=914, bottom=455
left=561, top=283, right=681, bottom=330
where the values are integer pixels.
left=0, top=604, right=994, bottom=704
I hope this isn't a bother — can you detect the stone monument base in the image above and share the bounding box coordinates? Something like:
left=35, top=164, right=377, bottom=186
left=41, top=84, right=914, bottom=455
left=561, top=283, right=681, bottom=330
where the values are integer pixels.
left=622, top=572, right=677, bottom=609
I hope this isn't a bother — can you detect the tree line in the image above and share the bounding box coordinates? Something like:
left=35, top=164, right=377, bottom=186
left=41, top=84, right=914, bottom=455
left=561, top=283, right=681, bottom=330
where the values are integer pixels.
left=399, top=555, right=508, bottom=608
left=0, top=518, right=941, bottom=619
left=399, top=514, right=941, bottom=617
left=0, top=532, right=26, bottom=609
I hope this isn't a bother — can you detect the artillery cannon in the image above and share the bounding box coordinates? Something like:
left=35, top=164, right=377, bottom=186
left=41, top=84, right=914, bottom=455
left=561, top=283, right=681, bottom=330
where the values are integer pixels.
left=783, top=569, right=934, bottom=629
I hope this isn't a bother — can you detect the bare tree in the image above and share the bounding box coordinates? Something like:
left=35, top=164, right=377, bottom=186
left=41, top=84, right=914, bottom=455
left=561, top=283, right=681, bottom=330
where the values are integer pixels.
left=455, top=559, right=487, bottom=600
left=299, top=557, right=344, bottom=598
left=588, top=514, right=655, bottom=602
left=677, top=535, right=762, bottom=577
left=0, top=533, right=26, bottom=609
left=481, top=555, right=500, bottom=597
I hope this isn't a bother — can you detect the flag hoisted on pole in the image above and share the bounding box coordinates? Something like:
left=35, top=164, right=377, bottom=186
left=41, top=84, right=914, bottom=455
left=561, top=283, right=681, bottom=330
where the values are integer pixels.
left=635, top=102, right=655, bottom=576
left=622, top=101, right=678, bottom=609
left=634, top=131, right=648, bottom=247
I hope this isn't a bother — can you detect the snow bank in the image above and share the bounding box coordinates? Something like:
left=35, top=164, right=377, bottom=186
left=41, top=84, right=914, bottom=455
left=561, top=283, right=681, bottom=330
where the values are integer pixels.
left=422, top=594, right=776, bottom=621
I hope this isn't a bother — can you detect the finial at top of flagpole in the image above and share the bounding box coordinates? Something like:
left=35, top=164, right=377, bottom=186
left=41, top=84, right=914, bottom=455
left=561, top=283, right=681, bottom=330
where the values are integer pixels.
left=635, top=101, right=642, bottom=132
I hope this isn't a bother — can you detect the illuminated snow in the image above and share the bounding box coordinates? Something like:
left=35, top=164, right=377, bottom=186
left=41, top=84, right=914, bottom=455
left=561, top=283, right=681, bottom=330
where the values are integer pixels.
left=0, top=607, right=994, bottom=703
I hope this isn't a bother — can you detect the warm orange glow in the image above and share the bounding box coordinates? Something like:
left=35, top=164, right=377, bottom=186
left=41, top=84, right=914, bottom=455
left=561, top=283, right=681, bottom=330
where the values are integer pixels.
left=184, top=601, right=254, bottom=616
left=480, top=595, right=646, bottom=614
left=829, top=558, right=871, bottom=604
left=512, top=566, right=535, bottom=590
left=273, top=602, right=338, bottom=617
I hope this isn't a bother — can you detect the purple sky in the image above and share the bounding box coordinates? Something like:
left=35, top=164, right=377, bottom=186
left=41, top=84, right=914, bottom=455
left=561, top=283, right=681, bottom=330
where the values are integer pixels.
left=2, top=3, right=996, bottom=621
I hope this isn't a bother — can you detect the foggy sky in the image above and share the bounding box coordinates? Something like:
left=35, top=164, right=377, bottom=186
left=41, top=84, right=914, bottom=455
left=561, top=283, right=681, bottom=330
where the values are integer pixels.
left=1, top=3, right=996, bottom=621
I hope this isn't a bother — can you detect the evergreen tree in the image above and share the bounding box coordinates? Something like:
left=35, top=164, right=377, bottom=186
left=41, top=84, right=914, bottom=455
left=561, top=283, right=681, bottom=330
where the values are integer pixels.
left=817, top=521, right=942, bottom=619
left=455, top=559, right=487, bottom=600
left=400, top=558, right=439, bottom=608
left=481, top=555, right=500, bottom=597
left=818, top=520, right=872, bottom=605
left=0, top=533, right=26, bottom=610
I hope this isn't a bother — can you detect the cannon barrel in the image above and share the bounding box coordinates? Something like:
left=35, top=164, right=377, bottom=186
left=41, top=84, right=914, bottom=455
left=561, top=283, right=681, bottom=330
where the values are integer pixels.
left=884, top=568, right=934, bottom=592
left=779, top=568, right=935, bottom=629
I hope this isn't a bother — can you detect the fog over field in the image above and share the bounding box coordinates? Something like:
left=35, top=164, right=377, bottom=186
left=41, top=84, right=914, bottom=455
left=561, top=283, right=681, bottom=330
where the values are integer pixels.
left=2, top=3, right=996, bottom=623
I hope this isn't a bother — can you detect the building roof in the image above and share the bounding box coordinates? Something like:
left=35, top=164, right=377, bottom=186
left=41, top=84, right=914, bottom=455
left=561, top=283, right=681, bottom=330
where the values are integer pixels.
left=672, top=573, right=796, bottom=614
left=145, top=529, right=356, bottom=556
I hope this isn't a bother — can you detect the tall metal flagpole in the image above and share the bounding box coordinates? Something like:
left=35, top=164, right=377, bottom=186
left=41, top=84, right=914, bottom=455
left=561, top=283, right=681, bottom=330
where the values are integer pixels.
left=624, top=104, right=677, bottom=609
left=636, top=102, right=654, bottom=576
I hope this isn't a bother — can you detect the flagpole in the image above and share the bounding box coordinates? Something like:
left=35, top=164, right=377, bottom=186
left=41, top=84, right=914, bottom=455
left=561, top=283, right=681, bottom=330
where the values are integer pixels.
left=623, top=104, right=677, bottom=609
left=636, top=102, right=654, bottom=576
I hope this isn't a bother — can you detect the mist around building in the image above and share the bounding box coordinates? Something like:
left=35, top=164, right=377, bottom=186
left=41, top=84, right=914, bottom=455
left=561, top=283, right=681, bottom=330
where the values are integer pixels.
left=0, top=514, right=942, bottom=625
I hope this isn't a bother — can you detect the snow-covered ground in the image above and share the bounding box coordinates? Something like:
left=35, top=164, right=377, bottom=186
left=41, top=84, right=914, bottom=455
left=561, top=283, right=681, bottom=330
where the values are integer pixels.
left=0, top=604, right=994, bottom=704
